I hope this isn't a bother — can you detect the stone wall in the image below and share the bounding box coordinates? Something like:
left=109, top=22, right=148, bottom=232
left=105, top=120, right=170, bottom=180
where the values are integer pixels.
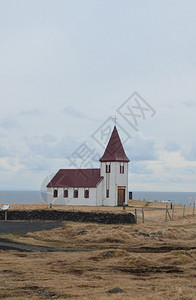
left=0, top=210, right=135, bottom=224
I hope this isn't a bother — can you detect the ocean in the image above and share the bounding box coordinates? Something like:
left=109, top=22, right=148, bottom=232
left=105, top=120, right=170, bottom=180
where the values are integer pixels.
left=133, top=191, right=196, bottom=206
left=0, top=190, right=47, bottom=204
left=0, top=190, right=195, bottom=206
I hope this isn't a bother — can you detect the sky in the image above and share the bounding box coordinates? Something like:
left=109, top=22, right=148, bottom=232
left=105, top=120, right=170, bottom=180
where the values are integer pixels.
left=0, top=0, right=196, bottom=192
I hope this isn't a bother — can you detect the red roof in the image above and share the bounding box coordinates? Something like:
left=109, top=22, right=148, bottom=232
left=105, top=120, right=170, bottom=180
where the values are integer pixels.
left=47, top=169, right=103, bottom=188
left=99, top=126, right=130, bottom=162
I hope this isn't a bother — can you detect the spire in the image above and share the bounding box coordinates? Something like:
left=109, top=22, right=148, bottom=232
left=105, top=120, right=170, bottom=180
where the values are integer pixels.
left=99, top=126, right=130, bottom=162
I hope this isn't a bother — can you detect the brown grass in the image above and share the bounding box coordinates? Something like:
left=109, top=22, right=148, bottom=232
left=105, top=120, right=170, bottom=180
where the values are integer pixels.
left=0, top=200, right=196, bottom=299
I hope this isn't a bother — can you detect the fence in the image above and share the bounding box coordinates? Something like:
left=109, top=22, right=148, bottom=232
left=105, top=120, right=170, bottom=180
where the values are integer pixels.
left=165, top=203, right=195, bottom=221
left=132, top=203, right=196, bottom=224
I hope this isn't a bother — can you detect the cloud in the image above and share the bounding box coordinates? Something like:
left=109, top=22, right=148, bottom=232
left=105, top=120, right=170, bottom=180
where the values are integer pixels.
left=0, top=134, right=85, bottom=178
left=165, top=141, right=180, bottom=152
left=131, top=162, right=153, bottom=174
left=0, top=157, right=24, bottom=172
left=183, top=166, right=196, bottom=175
left=0, top=137, right=29, bottom=158
left=19, top=109, right=42, bottom=117
left=0, top=118, right=18, bottom=129
left=25, top=134, right=82, bottom=159
left=21, top=155, right=50, bottom=172
left=126, top=133, right=158, bottom=161
left=181, top=101, right=196, bottom=108
left=181, top=143, right=196, bottom=161
left=63, top=106, right=87, bottom=119
left=0, top=144, right=12, bottom=157
left=129, top=150, right=196, bottom=192
left=63, top=106, right=98, bottom=123
left=41, top=135, right=57, bottom=143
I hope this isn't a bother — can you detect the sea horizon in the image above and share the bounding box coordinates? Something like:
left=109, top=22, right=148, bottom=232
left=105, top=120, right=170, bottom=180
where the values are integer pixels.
left=0, top=190, right=195, bottom=206
left=0, top=188, right=196, bottom=193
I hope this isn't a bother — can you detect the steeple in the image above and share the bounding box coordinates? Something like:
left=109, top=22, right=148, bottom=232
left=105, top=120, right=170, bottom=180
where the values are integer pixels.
left=99, top=126, right=130, bottom=162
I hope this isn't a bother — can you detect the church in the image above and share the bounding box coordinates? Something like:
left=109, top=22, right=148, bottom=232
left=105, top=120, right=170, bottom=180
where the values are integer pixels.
left=46, top=126, right=130, bottom=206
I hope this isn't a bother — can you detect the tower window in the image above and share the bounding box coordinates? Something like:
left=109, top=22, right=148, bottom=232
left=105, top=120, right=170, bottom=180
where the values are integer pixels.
left=74, top=189, right=78, bottom=198
left=106, top=189, right=109, bottom=198
left=120, top=165, right=124, bottom=174
left=53, top=189, right=58, bottom=198
left=64, top=189, right=68, bottom=198
left=106, top=164, right=111, bottom=173
left=84, top=189, right=89, bottom=198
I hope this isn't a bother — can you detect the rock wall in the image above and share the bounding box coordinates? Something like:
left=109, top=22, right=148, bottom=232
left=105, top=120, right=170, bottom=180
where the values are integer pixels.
left=0, top=210, right=135, bottom=224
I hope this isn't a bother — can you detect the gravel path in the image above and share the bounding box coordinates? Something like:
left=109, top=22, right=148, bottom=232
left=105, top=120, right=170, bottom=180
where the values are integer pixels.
left=0, top=238, right=91, bottom=252
left=0, top=221, right=63, bottom=234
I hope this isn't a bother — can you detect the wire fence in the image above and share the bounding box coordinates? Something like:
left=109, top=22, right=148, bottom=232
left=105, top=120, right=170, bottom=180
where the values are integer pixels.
left=130, top=203, right=196, bottom=224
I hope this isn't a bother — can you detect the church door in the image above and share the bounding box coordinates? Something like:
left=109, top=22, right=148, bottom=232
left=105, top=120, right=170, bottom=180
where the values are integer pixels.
left=118, top=188, right=125, bottom=206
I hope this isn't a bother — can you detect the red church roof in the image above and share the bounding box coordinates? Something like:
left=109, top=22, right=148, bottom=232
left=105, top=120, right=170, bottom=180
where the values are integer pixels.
left=99, top=126, right=130, bottom=162
left=47, top=169, right=103, bottom=188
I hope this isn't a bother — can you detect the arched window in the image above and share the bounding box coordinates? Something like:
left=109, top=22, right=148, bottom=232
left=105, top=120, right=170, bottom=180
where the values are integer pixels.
left=84, top=189, right=89, bottom=198
left=53, top=189, right=58, bottom=198
left=64, top=189, right=68, bottom=198
left=74, top=189, right=78, bottom=198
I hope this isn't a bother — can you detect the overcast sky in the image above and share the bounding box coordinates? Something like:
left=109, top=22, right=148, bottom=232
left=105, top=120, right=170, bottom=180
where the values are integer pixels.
left=0, top=0, right=196, bottom=191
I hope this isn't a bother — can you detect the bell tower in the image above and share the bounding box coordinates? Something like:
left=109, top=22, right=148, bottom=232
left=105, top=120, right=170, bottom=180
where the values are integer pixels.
left=99, top=126, right=130, bottom=206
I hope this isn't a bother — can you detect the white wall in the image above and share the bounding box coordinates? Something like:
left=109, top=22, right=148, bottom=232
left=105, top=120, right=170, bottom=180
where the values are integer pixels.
left=47, top=185, right=101, bottom=206
left=96, top=180, right=104, bottom=206
left=100, top=161, right=129, bottom=206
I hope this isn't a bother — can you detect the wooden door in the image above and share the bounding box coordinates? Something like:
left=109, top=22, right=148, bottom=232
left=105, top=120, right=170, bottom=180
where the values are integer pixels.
left=118, top=188, right=125, bottom=206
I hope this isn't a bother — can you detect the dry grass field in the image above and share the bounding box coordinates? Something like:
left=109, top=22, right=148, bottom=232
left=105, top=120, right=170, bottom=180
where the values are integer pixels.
left=0, top=200, right=196, bottom=299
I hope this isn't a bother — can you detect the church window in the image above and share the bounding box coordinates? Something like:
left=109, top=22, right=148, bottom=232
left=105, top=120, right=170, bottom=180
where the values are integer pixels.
left=106, top=189, right=109, bottom=198
left=106, top=164, right=111, bottom=173
left=84, top=189, right=89, bottom=198
left=120, top=165, right=124, bottom=174
left=64, top=189, right=68, bottom=198
left=53, top=189, right=58, bottom=198
left=74, top=189, right=78, bottom=198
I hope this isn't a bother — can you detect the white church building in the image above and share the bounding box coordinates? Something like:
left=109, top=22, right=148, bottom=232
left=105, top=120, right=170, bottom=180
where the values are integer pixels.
left=46, top=126, right=130, bottom=206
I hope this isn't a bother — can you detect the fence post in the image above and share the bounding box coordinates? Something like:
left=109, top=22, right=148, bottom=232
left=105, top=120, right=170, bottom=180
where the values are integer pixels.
left=183, top=205, right=185, bottom=217
left=4, top=210, right=7, bottom=221
left=142, top=207, right=145, bottom=223
left=193, top=203, right=195, bottom=216
left=172, top=205, right=174, bottom=220
left=165, top=205, right=168, bottom=221
left=135, top=209, right=137, bottom=224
